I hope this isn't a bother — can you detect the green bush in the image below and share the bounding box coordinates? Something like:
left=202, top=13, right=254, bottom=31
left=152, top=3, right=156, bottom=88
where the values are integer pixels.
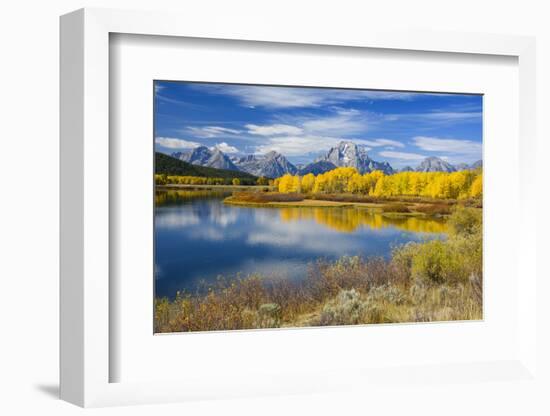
left=391, top=206, right=482, bottom=286
left=448, top=205, right=482, bottom=236
left=410, top=239, right=466, bottom=284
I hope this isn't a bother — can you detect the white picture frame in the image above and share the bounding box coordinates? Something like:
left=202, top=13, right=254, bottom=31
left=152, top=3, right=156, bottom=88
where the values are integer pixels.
left=60, top=8, right=538, bottom=408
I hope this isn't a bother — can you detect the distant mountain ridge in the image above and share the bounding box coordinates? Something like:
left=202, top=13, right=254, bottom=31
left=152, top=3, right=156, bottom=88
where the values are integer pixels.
left=166, top=141, right=481, bottom=178
left=298, top=160, right=337, bottom=175
left=172, top=146, right=239, bottom=171
left=414, top=157, right=482, bottom=173
left=156, top=152, right=256, bottom=180
left=232, top=151, right=298, bottom=177
left=416, top=156, right=456, bottom=173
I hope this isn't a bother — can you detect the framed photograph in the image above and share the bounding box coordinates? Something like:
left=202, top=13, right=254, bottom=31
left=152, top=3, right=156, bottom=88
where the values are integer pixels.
left=152, top=80, right=484, bottom=334
left=60, top=8, right=538, bottom=408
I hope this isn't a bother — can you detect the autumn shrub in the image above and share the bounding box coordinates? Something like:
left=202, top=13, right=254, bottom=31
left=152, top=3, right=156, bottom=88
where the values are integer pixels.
left=410, top=239, right=466, bottom=284
left=307, top=193, right=454, bottom=205
left=408, top=281, right=428, bottom=305
left=308, top=193, right=381, bottom=203
left=448, top=205, right=482, bottom=236
left=390, top=206, right=482, bottom=287
left=365, top=256, right=406, bottom=287
left=390, top=242, right=418, bottom=284
left=230, top=191, right=304, bottom=203
left=257, top=303, right=282, bottom=328
left=381, top=203, right=410, bottom=213
left=306, top=256, right=364, bottom=301
left=317, top=289, right=369, bottom=326
left=470, top=273, right=483, bottom=306
left=264, top=279, right=314, bottom=320
left=413, top=203, right=452, bottom=216
left=367, top=284, right=407, bottom=305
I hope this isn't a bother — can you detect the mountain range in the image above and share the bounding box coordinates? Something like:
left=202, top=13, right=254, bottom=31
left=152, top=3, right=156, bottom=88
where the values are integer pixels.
left=411, top=157, right=482, bottom=173
left=155, top=152, right=256, bottom=180
left=169, top=141, right=481, bottom=178
left=231, top=151, right=298, bottom=178
left=172, top=146, right=238, bottom=171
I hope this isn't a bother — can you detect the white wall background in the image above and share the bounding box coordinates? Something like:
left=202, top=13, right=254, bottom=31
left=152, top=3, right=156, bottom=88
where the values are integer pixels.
left=0, top=0, right=548, bottom=415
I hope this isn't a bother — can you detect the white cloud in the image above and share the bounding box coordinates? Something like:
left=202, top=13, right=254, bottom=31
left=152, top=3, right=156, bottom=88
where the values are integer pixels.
left=211, top=210, right=238, bottom=227
left=247, top=112, right=408, bottom=156
left=186, top=126, right=241, bottom=138
left=387, top=111, right=481, bottom=125
left=420, top=111, right=481, bottom=121
left=301, top=110, right=367, bottom=136
left=155, top=212, right=200, bottom=228
left=412, top=136, right=481, bottom=156
left=356, top=138, right=405, bottom=148
left=212, top=142, right=239, bottom=154
left=359, top=146, right=372, bottom=152
left=154, top=137, right=200, bottom=149
left=192, top=84, right=426, bottom=109
left=245, top=215, right=362, bottom=254
left=205, top=85, right=326, bottom=109
left=247, top=109, right=379, bottom=142
left=378, top=151, right=426, bottom=161
left=255, top=135, right=345, bottom=156
left=358, top=91, right=418, bottom=101
left=187, top=227, right=225, bottom=241
left=246, top=124, right=303, bottom=136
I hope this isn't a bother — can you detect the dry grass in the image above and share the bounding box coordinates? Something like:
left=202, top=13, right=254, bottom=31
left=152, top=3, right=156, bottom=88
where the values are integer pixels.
left=155, top=255, right=482, bottom=333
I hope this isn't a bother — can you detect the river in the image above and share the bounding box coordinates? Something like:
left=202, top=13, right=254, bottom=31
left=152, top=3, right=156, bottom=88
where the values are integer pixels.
left=154, top=189, right=448, bottom=298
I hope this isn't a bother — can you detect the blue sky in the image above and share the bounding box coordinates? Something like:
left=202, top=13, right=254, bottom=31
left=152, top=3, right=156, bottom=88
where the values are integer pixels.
left=154, top=81, right=482, bottom=168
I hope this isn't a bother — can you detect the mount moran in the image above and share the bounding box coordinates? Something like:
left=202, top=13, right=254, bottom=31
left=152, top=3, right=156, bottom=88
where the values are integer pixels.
left=170, top=141, right=481, bottom=178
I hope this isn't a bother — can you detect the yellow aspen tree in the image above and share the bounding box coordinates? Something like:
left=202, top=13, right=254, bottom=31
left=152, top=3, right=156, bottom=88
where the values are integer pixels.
left=278, top=174, right=294, bottom=193
left=292, top=175, right=301, bottom=193
left=313, top=173, right=328, bottom=193
left=301, top=173, right=315, bottom=193
left=470, top=174, right=483, bottom=198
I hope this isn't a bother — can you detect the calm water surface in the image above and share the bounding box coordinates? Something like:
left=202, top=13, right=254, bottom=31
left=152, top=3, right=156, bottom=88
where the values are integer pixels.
left=155, top=189, right=448, bottom=299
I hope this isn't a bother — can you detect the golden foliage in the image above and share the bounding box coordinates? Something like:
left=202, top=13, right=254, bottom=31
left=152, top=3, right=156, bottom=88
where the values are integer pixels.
left=277, top=167, right=482, bottom=200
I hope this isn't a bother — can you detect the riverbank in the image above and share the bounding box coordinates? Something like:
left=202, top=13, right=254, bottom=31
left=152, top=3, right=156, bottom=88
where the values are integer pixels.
left=158, top=184, right=274, bottom=191
left=224, top=197, right=362, bottom=209
left=154, top=206, right=482, bottom=333
left=223, top=191, right=471, bottom=217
